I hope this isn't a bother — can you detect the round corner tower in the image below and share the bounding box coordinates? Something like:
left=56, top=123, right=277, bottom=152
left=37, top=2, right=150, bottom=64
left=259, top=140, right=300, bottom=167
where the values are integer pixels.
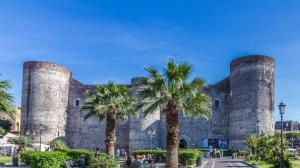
left=21, top=61, right=71, bottom=144
left=229, top=55, right=275, bottom=151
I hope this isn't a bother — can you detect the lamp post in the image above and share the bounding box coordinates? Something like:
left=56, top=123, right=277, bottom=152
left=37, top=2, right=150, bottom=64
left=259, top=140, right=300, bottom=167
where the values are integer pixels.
left=278, top=101, right=286, bottom=168
left=147, top=128, right=156, bottom=150
left=33, top=124, right=43, bottom=151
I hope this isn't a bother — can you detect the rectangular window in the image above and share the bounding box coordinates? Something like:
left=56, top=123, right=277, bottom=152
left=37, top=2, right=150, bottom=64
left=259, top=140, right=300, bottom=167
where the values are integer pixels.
left=214, top=100, right=220, bottom=108
left=75, top=99, right=80, bottom=107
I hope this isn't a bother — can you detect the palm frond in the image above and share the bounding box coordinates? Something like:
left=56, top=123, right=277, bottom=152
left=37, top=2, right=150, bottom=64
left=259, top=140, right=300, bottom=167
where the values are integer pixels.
left=81, top=81, right=136, bottom=122
left=177, top=61, right=192, bottom=81
left=0, top=80, right=15, bottom=118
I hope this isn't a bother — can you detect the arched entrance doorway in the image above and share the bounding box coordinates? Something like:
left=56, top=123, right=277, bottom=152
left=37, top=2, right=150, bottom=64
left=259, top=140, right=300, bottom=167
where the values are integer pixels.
left=179, top=139, right=187, bottom=149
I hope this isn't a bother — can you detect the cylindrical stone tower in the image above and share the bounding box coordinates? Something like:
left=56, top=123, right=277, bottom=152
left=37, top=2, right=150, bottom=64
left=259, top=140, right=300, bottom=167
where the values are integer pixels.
left=229, top=55, right=275, bottom=151
left=21, top=61, right=71, bottom=144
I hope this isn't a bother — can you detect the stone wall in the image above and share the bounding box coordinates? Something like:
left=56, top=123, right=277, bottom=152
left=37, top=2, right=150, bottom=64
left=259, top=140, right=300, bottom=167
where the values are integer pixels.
left=174, top=79, right=230, bottom=149
left=66, top=79, right=130, bottom=151
left=128, top=77, right=161, bottom=152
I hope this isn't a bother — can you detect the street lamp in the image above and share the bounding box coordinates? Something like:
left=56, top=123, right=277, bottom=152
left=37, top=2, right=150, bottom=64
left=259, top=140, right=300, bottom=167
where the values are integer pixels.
left=33, top=124, right=43, bottom=151
left=147, top=128, right=156, bottom=150
left=278, top=101, right=286, bottom=168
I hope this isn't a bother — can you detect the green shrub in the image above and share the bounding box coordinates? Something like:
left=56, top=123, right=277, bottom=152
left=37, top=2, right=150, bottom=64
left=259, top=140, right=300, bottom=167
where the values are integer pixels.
left=178, top=150, right=202, bottom=166
left=132, top=149, right=203, bottom=166
left=245, top=154, right=257, bottom=161
left=0, top=119, right=12, bottom=132
left=66, top=149, right=95, bottom=165
left=20, top=149, right=119, bottom=168
left=0, top=127, right=6, bottom=137
left=237, top=150, right=247, bottom=158
left=50, top=140, right=69, bottom=151
left=223, top=150, right=234, bottom=156
left=20, top=151, right=36, bottom=165
left=90, top=153, right=120, bottom=168
left=20, top=151, right=68, bottom=168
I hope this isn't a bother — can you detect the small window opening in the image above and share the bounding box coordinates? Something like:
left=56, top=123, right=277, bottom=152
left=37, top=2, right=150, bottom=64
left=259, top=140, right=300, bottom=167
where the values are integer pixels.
left=214, top=100, right=220, bottom=108
left=75, top=99, right=80, bottom=107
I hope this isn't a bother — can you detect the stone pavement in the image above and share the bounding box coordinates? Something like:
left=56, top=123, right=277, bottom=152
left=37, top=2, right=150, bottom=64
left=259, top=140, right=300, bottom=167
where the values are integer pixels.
left=0, top=157, right=252, bottom=168
left=200, top=157, right=253, bottom=168
left=128, top=157, right=253, bottom=168
left=152, top=157, right=254, bottom=168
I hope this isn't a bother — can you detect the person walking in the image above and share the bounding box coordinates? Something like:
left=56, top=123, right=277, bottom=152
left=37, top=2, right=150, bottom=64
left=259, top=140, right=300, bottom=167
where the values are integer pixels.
left=132, top=155, right=142, bottom=168
left=120, top=148, right=125, bottom=158
left=95, top=147, right=100, bottom=157
left=116, top=148, right=121, bottom=159
left=125, top=156, right=133, bottom=168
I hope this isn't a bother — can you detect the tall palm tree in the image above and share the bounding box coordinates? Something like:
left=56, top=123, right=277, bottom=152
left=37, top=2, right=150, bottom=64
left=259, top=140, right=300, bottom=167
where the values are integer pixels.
left=136, top=59, right=212, bottom=168
left=81, top=82, right=136, bottom=157
left=0, top=80, right=15, bottom=118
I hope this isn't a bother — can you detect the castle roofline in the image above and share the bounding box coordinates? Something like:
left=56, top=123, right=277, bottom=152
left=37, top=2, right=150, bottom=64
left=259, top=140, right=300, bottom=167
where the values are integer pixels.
left=230, top=55, right=275, bottom=72
left=24, top=61, right=71, bottom=75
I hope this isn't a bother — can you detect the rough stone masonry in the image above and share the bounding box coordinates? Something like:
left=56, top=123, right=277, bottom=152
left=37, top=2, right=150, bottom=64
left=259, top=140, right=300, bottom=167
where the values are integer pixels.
left=20, top=55, right=275, bottom=152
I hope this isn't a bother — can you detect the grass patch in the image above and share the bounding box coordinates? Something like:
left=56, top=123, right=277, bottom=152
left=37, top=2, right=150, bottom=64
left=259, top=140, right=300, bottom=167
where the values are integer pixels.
left=246, top=160, right=274, bottom=168
left=0, top=156, right=11, bottom=165
left=292, top=158, right=300, bottom=167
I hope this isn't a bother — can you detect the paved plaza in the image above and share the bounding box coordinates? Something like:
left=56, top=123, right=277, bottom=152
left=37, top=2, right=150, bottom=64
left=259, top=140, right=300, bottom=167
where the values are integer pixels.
left=200, top=157, right=253, bottom=168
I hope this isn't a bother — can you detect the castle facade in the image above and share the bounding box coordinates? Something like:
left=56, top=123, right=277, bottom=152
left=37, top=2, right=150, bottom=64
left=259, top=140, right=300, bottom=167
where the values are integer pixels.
left=20, top=55, right=275, bottom=152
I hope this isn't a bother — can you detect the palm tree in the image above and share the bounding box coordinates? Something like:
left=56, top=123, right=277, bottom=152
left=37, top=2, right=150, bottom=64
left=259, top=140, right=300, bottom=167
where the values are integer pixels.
left=136, top=59, right=211, bottom=168
left=0, top=80, right=15, bottom=118
left=12, top=135, right=32, bottom=151
left=81, top=82, right=136, bottom=157
left=245, top=134, right=258, bottom=155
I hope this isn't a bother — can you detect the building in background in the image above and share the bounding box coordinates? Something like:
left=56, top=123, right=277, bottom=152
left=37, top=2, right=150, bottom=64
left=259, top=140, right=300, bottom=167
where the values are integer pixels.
left=275, top=120, right=300, bottom=133
left=0, top=107, right=21, bottom=133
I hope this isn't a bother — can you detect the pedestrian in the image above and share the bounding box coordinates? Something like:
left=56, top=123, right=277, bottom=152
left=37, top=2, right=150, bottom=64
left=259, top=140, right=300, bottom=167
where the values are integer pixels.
left=77, top=154, right=86, bottom=168
left=125, top=156, right=133, bottom=168
left=116, top=148, right=121, bottom=159
left=95, top=147, right=100, bottom=157
left=132, top=155, right=142, bottom=168
left=121, top=148, right=125, bottom=158
left=212, top=148, right=216, bottom=158
left=209, top=145, right=213, bottom=158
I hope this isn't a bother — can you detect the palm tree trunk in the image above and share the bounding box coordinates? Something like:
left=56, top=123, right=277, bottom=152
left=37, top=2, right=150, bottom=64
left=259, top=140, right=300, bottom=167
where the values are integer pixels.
left=165, top=102, right=179, bottom=168
left=106, top=109, right=116, bottom=158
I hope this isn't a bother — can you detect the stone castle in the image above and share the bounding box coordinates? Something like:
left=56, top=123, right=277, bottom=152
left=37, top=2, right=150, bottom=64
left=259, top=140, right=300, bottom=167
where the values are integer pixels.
left=20, top=55, right=275, bottom=152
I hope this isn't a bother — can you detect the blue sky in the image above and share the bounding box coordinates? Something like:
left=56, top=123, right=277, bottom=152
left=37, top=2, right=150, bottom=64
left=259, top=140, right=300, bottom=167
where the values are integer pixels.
left=0, top=0, right=299, bottom=121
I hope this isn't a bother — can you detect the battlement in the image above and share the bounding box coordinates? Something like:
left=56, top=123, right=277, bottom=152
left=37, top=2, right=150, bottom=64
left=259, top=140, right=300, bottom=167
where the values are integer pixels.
left=230, top=55, right=274, bottom=72
left=23, top=61, right=71, bottom=76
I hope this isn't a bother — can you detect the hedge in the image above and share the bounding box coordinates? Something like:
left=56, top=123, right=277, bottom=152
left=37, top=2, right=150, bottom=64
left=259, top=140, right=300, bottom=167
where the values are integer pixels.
left=132, top=149, right=203, bottom=166
left=90, top=153, right=120, bottom=168
left=178, top=150, right=202, bottom=166
left=66, top=149, right=94, bottom=165
left=20, top=149, right=118, bottom=168
left=20, top=151, right=68, bottom=168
